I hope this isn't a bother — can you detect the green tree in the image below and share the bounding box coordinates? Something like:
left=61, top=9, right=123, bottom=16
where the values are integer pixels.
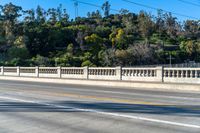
left=24, top=9, right=35, bottom=23
left=36, top=5, right=46, bottom=23
left=47, top=8, right=58, bottom=24
left=138, top=11, right=154, bottom=44
left=109, top=28, right=127, bottom=49
left=102, top=1, right=110, bottom=17
left=1, top=3, right=22, bottom=45
left=180, top=40, right=200, bottom=59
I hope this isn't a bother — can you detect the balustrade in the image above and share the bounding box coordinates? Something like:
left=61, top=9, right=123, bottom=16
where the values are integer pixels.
left=0, top=66, right=200, bottom=84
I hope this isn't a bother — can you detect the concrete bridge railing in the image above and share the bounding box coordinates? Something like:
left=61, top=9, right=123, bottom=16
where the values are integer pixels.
left=164, top=67, right=200, bottom=84
left=0, top=66, right=200, bottom=84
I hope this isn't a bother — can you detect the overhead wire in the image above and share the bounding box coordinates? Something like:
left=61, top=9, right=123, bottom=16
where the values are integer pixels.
left=71, top=0, right=199, bottom=20
left=177, top=0, right=200, bottom=7
left=122, top=0, right=199, bottom=20
left=71, top=0, right=120, bottom=13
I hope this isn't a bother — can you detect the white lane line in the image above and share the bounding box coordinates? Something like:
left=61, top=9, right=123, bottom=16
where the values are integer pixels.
left=0, top=82, right=199, bottom=101
left=0, top=96, right=200, bottom=129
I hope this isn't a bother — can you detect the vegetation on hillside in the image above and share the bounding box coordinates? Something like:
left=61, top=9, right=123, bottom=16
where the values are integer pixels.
left=0, top=2, right=200, bottom=67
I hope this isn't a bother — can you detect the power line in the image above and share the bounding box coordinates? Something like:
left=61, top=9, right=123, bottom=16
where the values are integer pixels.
left=71, top=0, right=120, bottom=12
left=177, top=0, right=200, bottom=7
left=122, top=0, right=199, bottom=20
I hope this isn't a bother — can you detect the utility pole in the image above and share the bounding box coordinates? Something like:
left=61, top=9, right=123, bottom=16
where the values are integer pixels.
left=169, top=54, right=172, bottom=67
left=167, top=53, right=175, bottom=67
left=74, top=1, right=78, bottom=18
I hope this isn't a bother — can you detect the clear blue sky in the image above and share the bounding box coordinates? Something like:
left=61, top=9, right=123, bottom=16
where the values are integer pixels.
left=0, top=0, right=199, bottom=21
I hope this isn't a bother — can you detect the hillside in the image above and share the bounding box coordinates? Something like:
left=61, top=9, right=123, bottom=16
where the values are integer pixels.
left=0, top=2, right=199, bottom=67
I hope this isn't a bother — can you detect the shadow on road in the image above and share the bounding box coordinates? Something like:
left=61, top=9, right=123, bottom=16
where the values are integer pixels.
left=0, top=101, right=200, bottom=117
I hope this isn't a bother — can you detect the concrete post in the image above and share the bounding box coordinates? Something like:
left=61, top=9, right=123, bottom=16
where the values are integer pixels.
left=57, top=66, right=61, bottom=78
left=83, top=66, right=89, bottom=80
left=1, top=66, right=4, bottom=75
left=17, top=66, right=20, bottom=76
left=116, top=66, right=122, bottom=80
left=35, top=66, right=39, bottom=78
left=156, top=66, right=164, bottom=82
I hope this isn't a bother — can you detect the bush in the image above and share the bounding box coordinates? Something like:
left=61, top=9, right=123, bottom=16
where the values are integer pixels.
left=81, top=60, right=96, bottom=67
left=8, top=47, right=30, bottom=59
left=32, top=55, right=51, bottom=66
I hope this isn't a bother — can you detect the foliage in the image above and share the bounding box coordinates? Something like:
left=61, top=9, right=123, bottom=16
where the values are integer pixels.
left=0, top=2, right=199, bottom=67
left=7, top=46, right=29, bottom=59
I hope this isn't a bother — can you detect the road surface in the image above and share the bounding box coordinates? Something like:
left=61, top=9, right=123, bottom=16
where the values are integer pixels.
left=0, top=80, right=200, bottom=133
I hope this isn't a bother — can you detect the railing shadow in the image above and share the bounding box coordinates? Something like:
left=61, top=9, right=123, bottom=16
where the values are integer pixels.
left=0, top=101, right=200, bottom=117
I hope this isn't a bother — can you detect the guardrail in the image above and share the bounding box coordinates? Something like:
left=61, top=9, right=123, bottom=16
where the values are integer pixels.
left=0, top=66, right=200, bottom=84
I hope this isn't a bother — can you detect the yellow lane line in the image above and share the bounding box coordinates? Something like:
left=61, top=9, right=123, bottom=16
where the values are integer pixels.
left=0, top=88, right=170, bottom=106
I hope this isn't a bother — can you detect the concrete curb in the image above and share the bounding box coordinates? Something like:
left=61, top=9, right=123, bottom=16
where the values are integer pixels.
left=0, top=76, right=199, bottom=92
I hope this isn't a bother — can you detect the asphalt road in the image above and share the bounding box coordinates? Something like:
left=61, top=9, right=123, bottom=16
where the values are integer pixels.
left=0, top=80, right=200, bottom=133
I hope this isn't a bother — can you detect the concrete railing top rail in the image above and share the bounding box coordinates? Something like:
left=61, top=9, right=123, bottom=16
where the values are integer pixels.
left=89, top=67, right=116, bottom=70
left=164, top=67, right=200, bottom=70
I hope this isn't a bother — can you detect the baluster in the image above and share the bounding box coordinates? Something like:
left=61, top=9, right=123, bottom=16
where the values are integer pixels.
left=130, top=70, right=133, bottom=76
left=142, top=70, right=144, bottom=77
left=122, top=70, right=125, bottom=76
left=181, top=70, right=183, bottom=78
left=152, top=70, right=155, bottom=77
left=145, top=70, right=147, bottom=77
left=127, top=70, right=130, bottom=76
left=89, top=69, right=91, bottom=75
left=93, top=69, right=95, bottom=75
left=178, top=70, right=180, bottom=77
left=94, top=69, right=97, bottom=75
left=71, top=69, right=73, bottom=74
left=141, top=70, right=144, bottom=77
left=190, top=70, right=193, bottom=78
left=175, top=70, right=178, bottom=77
left=186, top=70, right=188, bottom=78
left=136, top=70, right=139, bottom=77
left=132, top=70, right=135, bottom=76
left=149, top=70, right=152, bottom=77
left=169, top=70, right=171, bottom=77
left=195, top=70, right=198, bottom=78
left=172, top=70, right=175, bottom=78
left=151, top=70, right=154, bottom=77
left=138, top=70, right=140, bottom=76
left=138, top=70, right=140, bottom=77
left=164, top=70, right=167, bottom=77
